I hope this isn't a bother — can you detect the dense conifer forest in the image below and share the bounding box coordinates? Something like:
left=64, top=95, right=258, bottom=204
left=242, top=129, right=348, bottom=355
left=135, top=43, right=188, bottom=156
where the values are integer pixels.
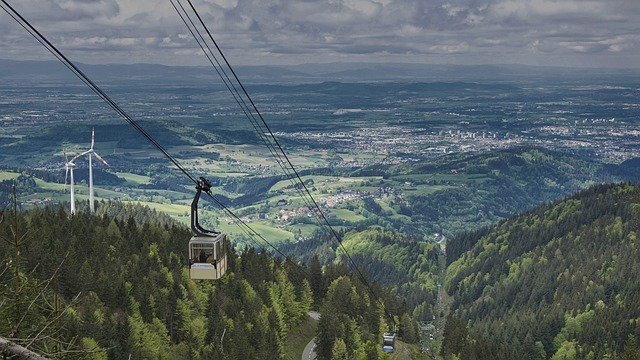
left=0, top=199, right=409, bottom=359
left=285, top=227, right=443, bottom=325
left=442, top=183, right=640, bottom=359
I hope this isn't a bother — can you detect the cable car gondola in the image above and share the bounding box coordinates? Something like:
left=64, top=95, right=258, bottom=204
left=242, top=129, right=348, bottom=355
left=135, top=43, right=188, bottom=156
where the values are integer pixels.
left=382, top=332, right=395, bottom=353
left=188, top=177, right=227, bottom=280
left=382, top=323, right=396, bottom=353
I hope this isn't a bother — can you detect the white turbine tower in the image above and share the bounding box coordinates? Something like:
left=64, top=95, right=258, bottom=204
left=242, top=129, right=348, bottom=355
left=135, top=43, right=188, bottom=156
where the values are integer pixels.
left=63, top=151, right=78, bottom=215
left=76, top=128, right=110, bottom=213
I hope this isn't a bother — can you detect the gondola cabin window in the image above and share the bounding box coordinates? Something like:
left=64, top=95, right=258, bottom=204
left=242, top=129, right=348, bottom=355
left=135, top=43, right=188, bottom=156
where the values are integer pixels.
left=189, top=232, right=227, bottom=280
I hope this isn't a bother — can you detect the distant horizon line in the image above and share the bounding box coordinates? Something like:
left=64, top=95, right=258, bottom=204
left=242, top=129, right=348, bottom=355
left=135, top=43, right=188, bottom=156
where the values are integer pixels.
left=2, top=57, right=640, bottom=71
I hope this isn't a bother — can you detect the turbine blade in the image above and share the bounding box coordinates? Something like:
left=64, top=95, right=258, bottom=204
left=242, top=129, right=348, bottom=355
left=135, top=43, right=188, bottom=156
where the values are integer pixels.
left=93, top=151, right=110, bottom=167
left=91, top=127, right=95, bottom=150
left=71, top=150, right=91, bottom=163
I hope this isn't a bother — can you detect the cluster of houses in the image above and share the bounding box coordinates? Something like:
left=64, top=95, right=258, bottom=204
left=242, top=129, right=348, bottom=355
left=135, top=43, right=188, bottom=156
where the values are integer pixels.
left=275, top=186, right=403, bottom=222
left=278, top=207, right=313, bottom=222
left=21, top=197, right=51, bottom=206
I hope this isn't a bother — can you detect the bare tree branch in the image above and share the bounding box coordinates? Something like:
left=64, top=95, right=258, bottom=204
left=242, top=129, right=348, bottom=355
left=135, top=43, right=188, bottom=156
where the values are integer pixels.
left=26, top=292, right=82, bottom=349
left=14, top=251, right=70, bottom=336
left=0, top=336, right=48, bottom=359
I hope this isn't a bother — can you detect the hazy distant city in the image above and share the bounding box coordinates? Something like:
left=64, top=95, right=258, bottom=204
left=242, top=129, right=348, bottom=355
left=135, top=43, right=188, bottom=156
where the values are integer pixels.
left=2, top=62, right=639, bottom=170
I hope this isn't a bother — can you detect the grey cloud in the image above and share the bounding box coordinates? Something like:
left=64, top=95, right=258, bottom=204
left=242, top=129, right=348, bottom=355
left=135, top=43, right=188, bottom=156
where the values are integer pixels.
left=6, top=0, right=120, bottom=22
left=1, top=0, right=639, bottom=67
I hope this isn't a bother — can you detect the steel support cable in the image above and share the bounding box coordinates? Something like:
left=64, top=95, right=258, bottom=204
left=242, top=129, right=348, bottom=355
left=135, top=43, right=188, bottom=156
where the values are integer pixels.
left=171, top=0, right=308, bottom=210
left=173, top=0, right=332, bottom=239
left=0, top=1, right=300, bottom=265
left=184, top=0, right=303, bottom=183
left=0, top=0, right=197, bottom=187
left=184, top=0, right=393, bottom=322
left=171, top=0, right=299, bottom=197
left=169, top=0, right=329, bottom=259
left=184, top=0, right=344, bottom=240
left=172, top=0, right=290, bottom=167
left=177, top=0, right=332, bottom=235
left=170, top=0, right=277, bottom=159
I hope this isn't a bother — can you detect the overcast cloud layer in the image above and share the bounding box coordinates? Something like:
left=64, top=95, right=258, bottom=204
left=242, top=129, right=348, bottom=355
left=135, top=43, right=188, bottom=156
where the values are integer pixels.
left=1, top=0, right=639, bottom=68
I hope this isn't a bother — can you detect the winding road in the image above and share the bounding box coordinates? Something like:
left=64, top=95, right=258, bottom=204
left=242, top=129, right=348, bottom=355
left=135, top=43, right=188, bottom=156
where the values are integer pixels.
left=302, top=337, right=317, bottom=360
left=302, top=311, right=320, bottom=360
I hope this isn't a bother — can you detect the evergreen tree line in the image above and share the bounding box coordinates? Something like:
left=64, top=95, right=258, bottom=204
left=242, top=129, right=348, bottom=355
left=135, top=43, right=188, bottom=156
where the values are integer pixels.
left=442, top=183, right=640, bottom=359
left=285, top=227, right=441, bottom=323
left=0, top=201, right=409, bottom=359
left=0, top=202, right=312, bottom=359
left=312, top=258, right=421, bottom=359
left=0, top=175, right=36, bottom=209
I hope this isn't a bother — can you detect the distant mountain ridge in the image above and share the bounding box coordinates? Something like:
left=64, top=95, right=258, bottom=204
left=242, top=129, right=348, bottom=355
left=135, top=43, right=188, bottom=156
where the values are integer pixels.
left=2, top=58, right=640, bottom=85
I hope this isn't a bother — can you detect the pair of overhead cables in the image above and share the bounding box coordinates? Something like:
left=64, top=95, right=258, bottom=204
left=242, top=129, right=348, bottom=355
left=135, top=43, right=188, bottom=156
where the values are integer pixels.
left=170, top=0, right=332, bottom=236
left=172, top=0, right=396, bottom=324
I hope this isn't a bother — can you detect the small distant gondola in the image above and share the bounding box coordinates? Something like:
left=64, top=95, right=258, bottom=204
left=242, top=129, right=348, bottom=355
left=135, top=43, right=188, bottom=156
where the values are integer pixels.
left=382, top=323, right=396, bottom=353
left=382, top=332, right=395, bottom=353
left=188, top=177, right=227, bottom=280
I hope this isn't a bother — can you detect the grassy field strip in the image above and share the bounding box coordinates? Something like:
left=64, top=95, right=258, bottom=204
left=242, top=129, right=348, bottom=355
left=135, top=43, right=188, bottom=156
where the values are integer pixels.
left=270, top=175, right=334, bottom=191
left=330, top=208, right=367, bottom=222
left=218, top=221, right=295, bottom=246
left=115, top=172, right=151, bottom=185
left=34, top=178, right=65, bottom=191
left=0, top=171, right=20, bottom=181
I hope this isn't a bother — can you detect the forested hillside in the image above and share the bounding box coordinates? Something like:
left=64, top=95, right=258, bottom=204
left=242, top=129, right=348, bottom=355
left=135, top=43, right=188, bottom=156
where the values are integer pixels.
left=286, top=228, right=443, bottom=324
left=0, top=200, right=403, bottom=359
left=313, top=263, right=422, bottom=359
left=361, top=147, right=618, bottom=239
left=442, top=183, right=640, bottom=359
left=282, top=147, right=634, bottom=289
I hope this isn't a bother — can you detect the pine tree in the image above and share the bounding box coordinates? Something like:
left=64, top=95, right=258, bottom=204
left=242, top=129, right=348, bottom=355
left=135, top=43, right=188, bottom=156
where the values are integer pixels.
left=331, top=338, right=349, bottom=360
left=310, top=255, right=324, bottom=308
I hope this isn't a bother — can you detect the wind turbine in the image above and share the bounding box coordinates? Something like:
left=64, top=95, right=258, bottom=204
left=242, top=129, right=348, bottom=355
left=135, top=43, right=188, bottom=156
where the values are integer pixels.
left=76, top=128, right=110, bottom=212
left=63, top=151, right=77, bottom=215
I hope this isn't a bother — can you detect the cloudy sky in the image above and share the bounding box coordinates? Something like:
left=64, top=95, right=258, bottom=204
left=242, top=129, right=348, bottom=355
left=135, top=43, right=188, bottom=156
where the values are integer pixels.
left=1, top=0, right=639, bottom=68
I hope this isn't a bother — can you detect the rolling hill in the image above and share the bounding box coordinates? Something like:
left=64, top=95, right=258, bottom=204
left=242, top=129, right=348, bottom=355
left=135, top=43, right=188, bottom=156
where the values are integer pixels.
left=443, top=183, right=640, bottom=359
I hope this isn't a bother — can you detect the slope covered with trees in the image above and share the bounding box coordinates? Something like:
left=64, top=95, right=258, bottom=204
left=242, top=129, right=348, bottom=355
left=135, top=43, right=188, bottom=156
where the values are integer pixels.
left=443, top=183, right=640, bottom=359
left=288, top=228, right=443, bottom=327
left=1, top=199, right=410, bottom=359
left=360, top=147, right=621, bottom=239
left=313, top=272, right=422, bottom=359
left=0, top=201, right=318, bottom=359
